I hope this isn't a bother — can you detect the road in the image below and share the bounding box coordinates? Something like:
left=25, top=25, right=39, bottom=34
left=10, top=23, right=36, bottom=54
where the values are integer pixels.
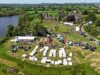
left=80, top=23, right=99, bottom=44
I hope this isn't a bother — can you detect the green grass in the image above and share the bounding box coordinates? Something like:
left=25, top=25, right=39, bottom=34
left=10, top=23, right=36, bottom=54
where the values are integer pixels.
left=0, top=20, right=100, bottom=75
left=0, top=36, right=99, bottom=75
left=0, top=64, right=14, bottom=75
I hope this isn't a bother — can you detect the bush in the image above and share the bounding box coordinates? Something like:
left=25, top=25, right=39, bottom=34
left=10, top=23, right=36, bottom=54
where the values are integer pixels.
left=0, top=37, right=9, bottom=45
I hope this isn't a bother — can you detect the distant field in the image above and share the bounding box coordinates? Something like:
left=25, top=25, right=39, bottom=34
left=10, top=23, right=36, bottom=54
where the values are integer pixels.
left=96, top=14, right=100, bottom=18
left=28, top=10, right=68, bottom=16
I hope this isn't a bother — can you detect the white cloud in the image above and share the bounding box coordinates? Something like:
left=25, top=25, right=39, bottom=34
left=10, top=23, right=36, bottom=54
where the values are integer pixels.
left=0, top=0, right=99, bottom=4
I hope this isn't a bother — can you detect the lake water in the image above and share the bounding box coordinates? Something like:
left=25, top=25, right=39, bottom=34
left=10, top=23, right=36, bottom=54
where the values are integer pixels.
left=0, top=16, right=18, bottom=36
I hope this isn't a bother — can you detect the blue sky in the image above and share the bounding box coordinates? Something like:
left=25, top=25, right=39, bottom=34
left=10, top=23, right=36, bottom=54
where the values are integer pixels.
left=0, top=0, right=100, bottom=4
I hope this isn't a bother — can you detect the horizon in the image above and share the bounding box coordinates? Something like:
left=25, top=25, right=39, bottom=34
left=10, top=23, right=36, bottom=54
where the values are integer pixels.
left=0, top=0, right=100, bottom=4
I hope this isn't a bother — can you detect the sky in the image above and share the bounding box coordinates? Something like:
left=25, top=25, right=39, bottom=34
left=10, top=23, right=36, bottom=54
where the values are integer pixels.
left=0, top=0, right=100, bottom=4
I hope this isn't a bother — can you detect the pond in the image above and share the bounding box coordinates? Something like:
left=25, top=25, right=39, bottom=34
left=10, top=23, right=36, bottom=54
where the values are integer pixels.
left=0, top=16, right=18, bottom=36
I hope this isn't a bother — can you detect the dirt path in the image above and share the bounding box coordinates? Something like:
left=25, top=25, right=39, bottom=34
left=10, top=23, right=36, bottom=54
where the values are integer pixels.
left=80, top=23, right=99, bottom=43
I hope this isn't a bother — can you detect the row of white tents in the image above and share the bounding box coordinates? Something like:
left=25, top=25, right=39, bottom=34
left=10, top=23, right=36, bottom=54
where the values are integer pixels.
left=28, top=45, right=73, bottom=66
left=40, top=57, right=72, bottom=65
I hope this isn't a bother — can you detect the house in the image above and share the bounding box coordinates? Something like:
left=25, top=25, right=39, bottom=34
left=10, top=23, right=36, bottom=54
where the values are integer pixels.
left=64, top=12, right=81, bottom=23
left=66, top=14, right=76, bottom=22
left=75, top=26, right=80, bottom=31
left=74, top=14, right=81, bottom=23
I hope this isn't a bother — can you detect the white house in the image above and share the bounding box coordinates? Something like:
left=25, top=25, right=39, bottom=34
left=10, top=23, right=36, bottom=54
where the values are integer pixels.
left=75, top=26, right=80, bottom=31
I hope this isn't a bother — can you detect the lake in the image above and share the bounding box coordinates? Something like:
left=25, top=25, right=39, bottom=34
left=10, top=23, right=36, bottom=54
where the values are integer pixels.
left=0, top=16, right=18, bottom=36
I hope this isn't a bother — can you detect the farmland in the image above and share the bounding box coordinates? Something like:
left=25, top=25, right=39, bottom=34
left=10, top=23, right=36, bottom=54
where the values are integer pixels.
left=0, top=4, right=100, bottom=75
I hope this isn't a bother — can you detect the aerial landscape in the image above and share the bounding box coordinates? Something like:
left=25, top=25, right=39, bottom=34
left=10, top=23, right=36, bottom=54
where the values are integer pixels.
left=0, top=0, right=100, bottom=75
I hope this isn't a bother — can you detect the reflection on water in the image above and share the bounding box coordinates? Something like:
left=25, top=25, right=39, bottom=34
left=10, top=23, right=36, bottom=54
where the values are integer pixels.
left=0, top=16, right=18, bottom=36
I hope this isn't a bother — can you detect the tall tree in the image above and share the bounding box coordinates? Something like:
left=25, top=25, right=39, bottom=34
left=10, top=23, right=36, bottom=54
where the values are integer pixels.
left=86, top=12, right=97, bottom=22
left=6, top=25, right=14, bottom=36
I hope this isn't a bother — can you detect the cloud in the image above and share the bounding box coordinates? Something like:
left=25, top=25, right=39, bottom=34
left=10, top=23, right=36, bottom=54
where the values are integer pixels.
left=0, top=0, right=99, bottom=4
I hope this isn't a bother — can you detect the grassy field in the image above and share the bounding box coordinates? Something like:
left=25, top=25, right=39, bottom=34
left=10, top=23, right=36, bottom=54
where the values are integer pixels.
left=0, top=20, right=100, bottom=75
left=0, top=48, right=99, bottom=75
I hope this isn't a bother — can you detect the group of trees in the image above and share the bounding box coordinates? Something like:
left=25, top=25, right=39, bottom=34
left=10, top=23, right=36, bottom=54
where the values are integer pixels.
left=84, top=11, right=100, bottom=36
left=85, top=25, right=100, bottom=36
left=85, top=12, right=97, bottom=22
left=95, top=19, right=100, bottom=27
left=6, top=13, right=49, bottom=36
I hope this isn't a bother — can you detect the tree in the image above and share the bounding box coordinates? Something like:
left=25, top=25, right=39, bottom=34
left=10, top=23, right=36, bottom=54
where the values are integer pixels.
left=85, top=25, right=99, bottom=36
left=33, top=24, right=49, bottom=36
left=95, top=19, right=100, bottom=27
left=82, top=10, right=88, bottom=15
left=86, top=12, right=97, bottom=22
left=6, top=25, right=14, bottom=36
left=55, top=26, right=59, bottom=32
left=90, top=26, right=98, bottom=36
